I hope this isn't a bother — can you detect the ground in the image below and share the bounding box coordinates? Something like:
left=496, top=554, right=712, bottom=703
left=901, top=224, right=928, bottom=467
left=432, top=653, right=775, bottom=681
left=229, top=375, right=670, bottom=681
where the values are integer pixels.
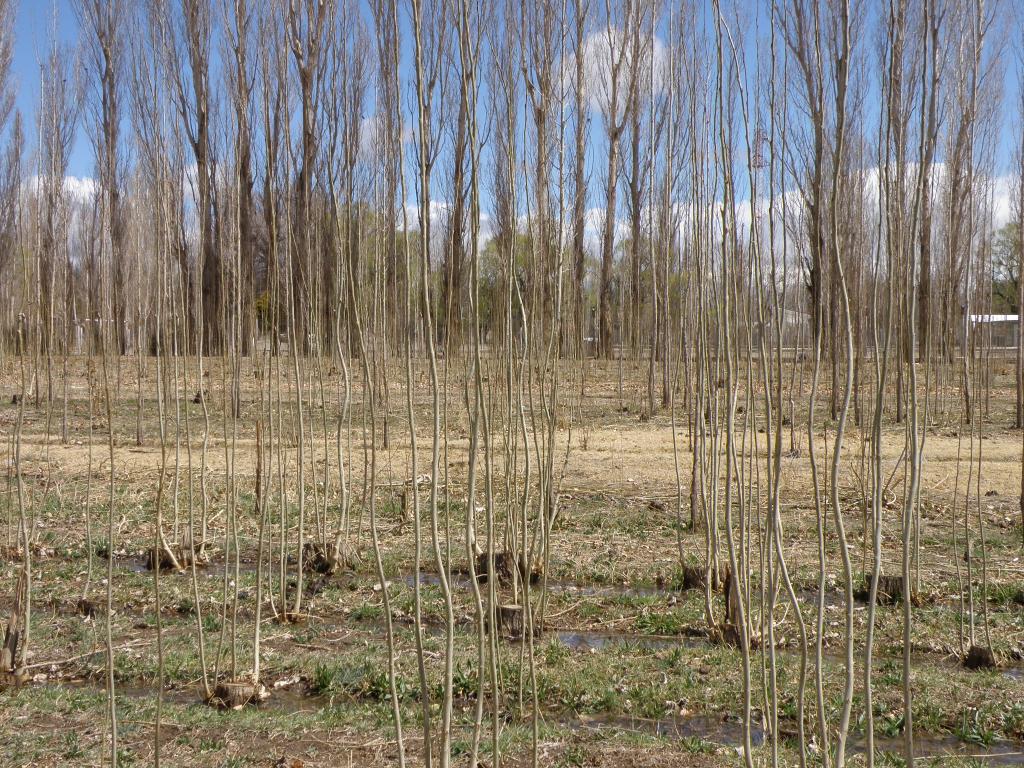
left=0, top=355, right=1022, bottom=766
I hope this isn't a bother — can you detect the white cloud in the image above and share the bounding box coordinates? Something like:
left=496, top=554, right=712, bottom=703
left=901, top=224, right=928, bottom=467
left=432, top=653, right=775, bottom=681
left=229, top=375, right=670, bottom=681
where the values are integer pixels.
left=360, top=112, right=413, bottom=162
left=23, top=174, right=96, bottom=203
left=985, top=173, right=1014, bottom=230
left=63, top=176, right=97, bottom=203
left=583, top=205, right=630, bottom=250
left=576, top=27, right=670, bottom=113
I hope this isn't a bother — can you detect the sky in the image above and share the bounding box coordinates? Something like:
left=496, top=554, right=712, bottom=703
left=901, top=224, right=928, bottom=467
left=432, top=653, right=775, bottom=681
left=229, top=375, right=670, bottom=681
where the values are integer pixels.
left=7, top=0, right=1023, bottom=228
left=13, top=1, right=85, bottom=175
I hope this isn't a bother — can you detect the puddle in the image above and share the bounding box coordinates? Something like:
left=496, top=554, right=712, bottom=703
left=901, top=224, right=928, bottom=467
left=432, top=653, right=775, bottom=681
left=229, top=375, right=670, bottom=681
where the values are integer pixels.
left=546, top=580, right=667, bottom=599
left=401, top=570, right=669, bottom=599
left=566, top=711, right=765, bottom=747
left=20, top=674, right=1024, bottom=763
left=111, top=556, right=151, bottom=574
left=555, top=630, right=691, bottom=652
left=402, top=571, right=474, bottom=591
left=114, top=556, right=262, bottom=578
left=50, top=677, right=322, bottom=714
left=363, top=610, right=694, bottom=654
left=551, top=627, right=1024, bottom=686
left=567, top=711, right=1024, bottom=765
left=58, top=679, right=202, bottom=707
left=102, top=565, right=1024, bottom=683
left=854, top=734, right=1024, bottom=766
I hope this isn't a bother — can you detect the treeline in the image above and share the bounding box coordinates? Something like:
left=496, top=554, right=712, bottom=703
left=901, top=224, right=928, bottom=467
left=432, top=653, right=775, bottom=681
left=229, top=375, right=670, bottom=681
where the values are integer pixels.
left=0, top=0, right=1020, bottom=413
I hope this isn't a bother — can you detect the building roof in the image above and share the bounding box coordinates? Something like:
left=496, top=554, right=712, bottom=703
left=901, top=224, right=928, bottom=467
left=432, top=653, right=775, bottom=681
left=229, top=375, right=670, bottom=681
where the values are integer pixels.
left=970, top=314, right=1019, bottom=324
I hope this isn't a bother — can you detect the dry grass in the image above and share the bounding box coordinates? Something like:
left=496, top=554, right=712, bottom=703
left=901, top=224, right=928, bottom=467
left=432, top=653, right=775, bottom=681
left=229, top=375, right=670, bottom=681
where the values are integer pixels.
left=0, top=355, right=1022, bottom=766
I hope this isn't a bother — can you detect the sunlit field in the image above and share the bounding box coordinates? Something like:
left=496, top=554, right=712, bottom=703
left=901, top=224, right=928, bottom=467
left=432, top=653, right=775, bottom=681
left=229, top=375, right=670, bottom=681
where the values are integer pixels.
left=1, top=355, right=1023, bottom=766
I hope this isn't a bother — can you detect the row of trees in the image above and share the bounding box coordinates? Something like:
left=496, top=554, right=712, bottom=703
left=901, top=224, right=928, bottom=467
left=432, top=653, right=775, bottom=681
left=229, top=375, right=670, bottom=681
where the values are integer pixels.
left=0, top=1, right=1016, bottom=384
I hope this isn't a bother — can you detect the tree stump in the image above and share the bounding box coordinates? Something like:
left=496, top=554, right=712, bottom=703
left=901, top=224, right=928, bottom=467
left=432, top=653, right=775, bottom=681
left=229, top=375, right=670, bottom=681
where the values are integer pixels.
left=724, top=567, right=741, bottom=625
left=208, top=679, right=264, bottom=709
left=679, top=563, right=728, bottom=592
left=721, top=622, right=761, bottom=651
left=76, top=598, right=97, bottom=618
left=963, top=644, right=997, bottom=670
left=475, top=551, right=540, bottom=587
left=0, top=669, right=27, bottom=689
left=303, top=539, right=358, bottom=576
left=490, top=604, right=525, bottom=638
left=145, top=545, right=186, bottom=572
left=1, top=569, right=27, bottom=674
left=302, top=542, right=337, bottom=575
left=400, top=488, right=410, bottom=523
left=855, top=574, right=913, bottom=606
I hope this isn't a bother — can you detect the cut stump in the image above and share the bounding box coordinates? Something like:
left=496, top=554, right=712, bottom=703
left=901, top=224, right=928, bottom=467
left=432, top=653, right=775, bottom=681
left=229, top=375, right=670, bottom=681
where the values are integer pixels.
left=485, top=604, right=537, bottom=639
left=475, top=551, right=541, bottom=587
left=145, top=545, right=187, bottom=572
left=679, top=563, right=728, bottom=591
left=0, top=669, right=28, bottom=689
left=964, top=644, right=997, bottom=670
left=208, top=679, right=265, bottom=709
left=854, top=574, right=918, bottom=606
left=302, top=540, right=358, bottom=575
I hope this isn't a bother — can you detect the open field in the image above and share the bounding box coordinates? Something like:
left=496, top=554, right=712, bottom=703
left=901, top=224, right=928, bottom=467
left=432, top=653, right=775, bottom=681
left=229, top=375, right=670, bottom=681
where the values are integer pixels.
left=1, top=357, right=1022, bottom=767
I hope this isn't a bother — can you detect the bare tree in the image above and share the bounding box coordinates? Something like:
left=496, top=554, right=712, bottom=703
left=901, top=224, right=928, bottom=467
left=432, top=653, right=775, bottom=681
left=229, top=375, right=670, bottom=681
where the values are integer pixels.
left=223, top=0, right=257, bottom=355
left=37, top=33, right=81, bottom=406
left=570, top=0, right=591, bottom=349
left=76, top=0, right=128, bottom=356
left=596, top=0, right=638, bottom=358
left=152, top=0, right=221, bottom=354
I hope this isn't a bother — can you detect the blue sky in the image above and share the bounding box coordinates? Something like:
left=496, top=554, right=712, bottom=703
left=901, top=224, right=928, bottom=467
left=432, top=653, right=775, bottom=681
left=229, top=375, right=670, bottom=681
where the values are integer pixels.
left=8, top=0, right=1022, bottom=203
left=13, top=0, right=85, bottom=175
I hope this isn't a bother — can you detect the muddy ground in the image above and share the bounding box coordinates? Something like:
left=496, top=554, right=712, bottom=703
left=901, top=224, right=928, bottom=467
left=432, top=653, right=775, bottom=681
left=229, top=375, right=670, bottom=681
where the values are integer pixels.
left=0, top=356, right=1022, bottom=766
